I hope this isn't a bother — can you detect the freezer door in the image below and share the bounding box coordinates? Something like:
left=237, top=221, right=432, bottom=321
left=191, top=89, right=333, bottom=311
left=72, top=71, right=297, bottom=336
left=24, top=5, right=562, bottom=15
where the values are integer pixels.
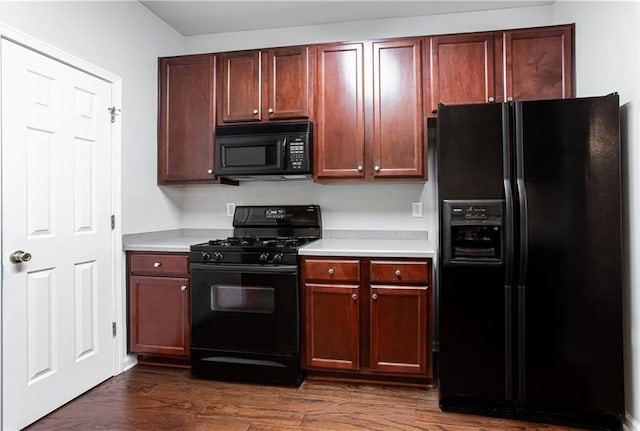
left=437, top=103, right=515, bottom=405
left=516, top=95, right=624, bottom=419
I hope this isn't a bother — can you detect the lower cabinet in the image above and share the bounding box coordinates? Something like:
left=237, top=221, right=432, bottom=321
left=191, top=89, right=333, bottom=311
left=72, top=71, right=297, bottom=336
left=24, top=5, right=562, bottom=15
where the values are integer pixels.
left=127, top=252, right=190, bottom=360
left=302, top=256, right=432, bottom=380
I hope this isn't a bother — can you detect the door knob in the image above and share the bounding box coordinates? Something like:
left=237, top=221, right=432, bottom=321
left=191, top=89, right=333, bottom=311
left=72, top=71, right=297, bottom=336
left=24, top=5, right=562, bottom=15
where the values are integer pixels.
left=268, top=108, right=274, bottom=114
left=9, top=250, right=32, bottom=264
left=252, top=109, right=259, bottom=115
left=374, top=165, right=380, bottom=172
left=371, top=293, right=378, bottom=300
left=181, top=285, right=187, bottom=291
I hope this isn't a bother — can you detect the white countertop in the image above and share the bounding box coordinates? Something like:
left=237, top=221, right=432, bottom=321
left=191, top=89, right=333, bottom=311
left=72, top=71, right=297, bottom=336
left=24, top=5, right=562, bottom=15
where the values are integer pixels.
left=299, top=238, right=436, bottom=258
left=123, top=229, right=437, bottom=259
left=123, top=229, right=232, bottom=253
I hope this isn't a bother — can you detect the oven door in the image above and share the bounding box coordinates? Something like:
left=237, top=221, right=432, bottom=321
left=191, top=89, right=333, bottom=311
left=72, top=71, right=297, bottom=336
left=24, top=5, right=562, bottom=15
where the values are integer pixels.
left=190, top=263, right=299, bottom=354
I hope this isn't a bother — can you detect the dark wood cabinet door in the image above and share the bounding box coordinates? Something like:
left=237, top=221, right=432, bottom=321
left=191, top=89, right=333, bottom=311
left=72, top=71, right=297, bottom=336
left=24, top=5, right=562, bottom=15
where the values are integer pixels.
left=219, top=50, right=261, bottom=122
left=304, top=283, right=360, bottom=370
left=370, top=285, right=428, bottom=375
left=373, top=38, right=424, bottom=179
left=504, top=24, right=574, bottom=101
left=315, top=43, right=365, bottom=180
left=157, top=54, right=216, bottom=183
left=265, top=46, right=313, bottom=120
left=129, top=276, right=190, bottom=357
left=427, top=32, right=497, bottom=115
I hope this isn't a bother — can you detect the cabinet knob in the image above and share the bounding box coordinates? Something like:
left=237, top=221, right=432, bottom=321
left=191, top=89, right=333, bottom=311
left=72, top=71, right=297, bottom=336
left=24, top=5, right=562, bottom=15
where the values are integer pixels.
left=374, top=165, right=380, bottom=173
left=395, top=269, right=401, bottom=277
left=181, top=285, right=187, bottom=291
left=328, top=268, right=335, bottom=275
left=357, top=165, right=363, bottom=172
left=488, top=96, right=495, bottom=102
left=351, top=293, right=357, bottom=300
left=252, top=109, right=259, bottom=115
left=371, top=293, right=378, bottom=300
left=153, top=262, right=161, bottom=268
left=207, top=169, right=213, bottom=175
left=507, top=96, right=514, bottom=102
left=268, top=108, right=274, bottom=114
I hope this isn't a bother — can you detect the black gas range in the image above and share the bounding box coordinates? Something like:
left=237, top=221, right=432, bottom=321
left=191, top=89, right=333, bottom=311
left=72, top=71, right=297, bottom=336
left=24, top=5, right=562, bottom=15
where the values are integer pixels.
left=189, top=205, right=321, bottom=386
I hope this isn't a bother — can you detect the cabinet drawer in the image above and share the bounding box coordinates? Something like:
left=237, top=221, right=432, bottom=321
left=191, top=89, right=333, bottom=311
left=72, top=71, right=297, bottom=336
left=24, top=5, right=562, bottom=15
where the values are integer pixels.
left=304, top=259, right=360, bottom=282
left=129, top=253, right=189, bottom=276
left=370, top=261, right=428, bottom=284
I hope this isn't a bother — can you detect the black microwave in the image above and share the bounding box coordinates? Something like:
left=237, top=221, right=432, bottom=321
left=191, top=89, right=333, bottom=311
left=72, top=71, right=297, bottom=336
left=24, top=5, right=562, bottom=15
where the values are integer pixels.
left=214, top=122, right=312, bottom=180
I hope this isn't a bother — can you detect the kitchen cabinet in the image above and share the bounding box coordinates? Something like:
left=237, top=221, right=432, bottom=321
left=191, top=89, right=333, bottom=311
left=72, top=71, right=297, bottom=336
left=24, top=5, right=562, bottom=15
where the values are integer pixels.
left=127, top=252, right=190, bottom=361
left=426, top=32, right=498, bottom=115
left=426, top=24, right=574, bottom=116
left=315, top=38, right=425, bottom=182
left=157, top=54, right=226, bottom=185
left=302, top=257, right=432, bottom=380
left=503, top=24, right=574, bottom=101
left=218, top=45, right=314, bottom=123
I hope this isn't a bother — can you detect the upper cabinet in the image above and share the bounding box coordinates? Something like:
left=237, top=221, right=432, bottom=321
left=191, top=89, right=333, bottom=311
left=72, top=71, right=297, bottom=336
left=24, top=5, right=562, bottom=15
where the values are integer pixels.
left=218, top=45, right=314, bottom=123
left=315, top=38, right=425, bottom=182
left=426, top=24, right=574, bottom=116
left=426, top=32, right=498, bottom=115
left=503, top=24, right=574, bottom=102
left=157, top=54, right=220, bottom=184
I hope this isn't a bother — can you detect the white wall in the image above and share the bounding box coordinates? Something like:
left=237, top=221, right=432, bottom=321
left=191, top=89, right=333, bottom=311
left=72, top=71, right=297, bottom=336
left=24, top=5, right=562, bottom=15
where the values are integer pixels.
left=551, top=2, right=640, bottom=428
left=0, top=1, right=186, bottom=234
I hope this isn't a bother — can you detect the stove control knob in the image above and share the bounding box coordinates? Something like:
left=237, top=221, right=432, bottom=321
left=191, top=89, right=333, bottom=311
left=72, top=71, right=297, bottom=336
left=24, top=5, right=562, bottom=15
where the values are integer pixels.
left=259, top=253, right=269, bottom=263
left=273, top=253, right=283, bottom=264
left=201, top=252, right=211, bottom=262
left=214, top=252, right=224, bottom=262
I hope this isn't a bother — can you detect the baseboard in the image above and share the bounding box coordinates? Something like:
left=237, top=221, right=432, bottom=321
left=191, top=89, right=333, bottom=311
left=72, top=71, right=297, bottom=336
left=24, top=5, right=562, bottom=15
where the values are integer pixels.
left=122, top=354, right=138, bottom=372
left=625, top=412, right=640, bottom=431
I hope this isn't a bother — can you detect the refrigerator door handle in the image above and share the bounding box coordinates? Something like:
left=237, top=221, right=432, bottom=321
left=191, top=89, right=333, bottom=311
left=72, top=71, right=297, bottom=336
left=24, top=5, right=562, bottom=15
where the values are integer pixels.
left=501, top=103, right=514, bottom=401
left=514, top=102, right=529, bottom=402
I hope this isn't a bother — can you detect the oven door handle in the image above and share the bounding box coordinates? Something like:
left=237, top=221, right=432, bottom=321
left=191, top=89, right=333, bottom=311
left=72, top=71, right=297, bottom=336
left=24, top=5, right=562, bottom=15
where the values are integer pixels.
left=190, top=263, right=299, bottom=274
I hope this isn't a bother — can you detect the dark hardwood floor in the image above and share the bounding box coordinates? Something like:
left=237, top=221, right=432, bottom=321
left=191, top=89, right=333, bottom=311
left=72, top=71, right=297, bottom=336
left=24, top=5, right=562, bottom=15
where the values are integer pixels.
left=25, top=365, right=586, bottom=430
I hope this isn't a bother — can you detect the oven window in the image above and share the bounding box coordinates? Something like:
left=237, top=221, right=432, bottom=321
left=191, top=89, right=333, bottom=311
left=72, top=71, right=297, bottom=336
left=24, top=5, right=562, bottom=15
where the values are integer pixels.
left=210, top=284, right=275, bottom=314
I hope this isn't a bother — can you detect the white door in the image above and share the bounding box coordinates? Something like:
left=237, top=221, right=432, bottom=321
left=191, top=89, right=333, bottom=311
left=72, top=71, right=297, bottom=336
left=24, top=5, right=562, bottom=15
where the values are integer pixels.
left=1, top=39, right=115, bottom=430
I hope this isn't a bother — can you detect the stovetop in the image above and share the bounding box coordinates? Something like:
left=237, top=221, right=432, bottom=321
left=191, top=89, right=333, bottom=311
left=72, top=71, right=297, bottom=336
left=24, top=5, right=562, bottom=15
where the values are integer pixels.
left=205, top=236, right=314, bottom=249
left=190, top=205, right=321, bottom=265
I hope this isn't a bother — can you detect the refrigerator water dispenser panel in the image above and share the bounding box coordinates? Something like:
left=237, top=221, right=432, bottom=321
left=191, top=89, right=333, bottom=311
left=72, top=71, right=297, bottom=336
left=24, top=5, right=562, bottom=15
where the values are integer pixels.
left=442, top=200, right=503, bottom=265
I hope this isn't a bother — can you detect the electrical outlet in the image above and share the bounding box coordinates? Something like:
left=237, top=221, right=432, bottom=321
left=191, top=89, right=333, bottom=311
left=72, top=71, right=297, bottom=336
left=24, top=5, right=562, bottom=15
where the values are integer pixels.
left=412, top=202, right=423, bottom=217
left=226, top=202, right=235, bottom=217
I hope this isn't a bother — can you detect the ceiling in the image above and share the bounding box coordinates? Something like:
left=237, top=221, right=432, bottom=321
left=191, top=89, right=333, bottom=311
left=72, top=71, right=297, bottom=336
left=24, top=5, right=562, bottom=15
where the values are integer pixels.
left=140, top=1, right=553, bottom=36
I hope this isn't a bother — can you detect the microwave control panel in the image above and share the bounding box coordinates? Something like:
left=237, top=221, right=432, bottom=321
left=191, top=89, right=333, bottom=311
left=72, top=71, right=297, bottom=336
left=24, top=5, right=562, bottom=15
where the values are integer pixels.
left=287, top=135, right=309, bottom=170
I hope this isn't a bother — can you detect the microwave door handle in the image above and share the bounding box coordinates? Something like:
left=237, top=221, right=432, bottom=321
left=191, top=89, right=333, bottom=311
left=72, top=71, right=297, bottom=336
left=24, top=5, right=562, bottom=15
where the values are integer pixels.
left=281, top=138, right=287, bottom=169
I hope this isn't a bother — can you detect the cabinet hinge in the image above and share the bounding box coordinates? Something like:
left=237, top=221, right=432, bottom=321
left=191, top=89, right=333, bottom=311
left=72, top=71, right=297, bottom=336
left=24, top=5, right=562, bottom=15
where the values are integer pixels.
left=111, top=215, right=115, bottom=230
left=112, top=321, right=117, bottom=337
left=108, top=106, right=121, bottom=123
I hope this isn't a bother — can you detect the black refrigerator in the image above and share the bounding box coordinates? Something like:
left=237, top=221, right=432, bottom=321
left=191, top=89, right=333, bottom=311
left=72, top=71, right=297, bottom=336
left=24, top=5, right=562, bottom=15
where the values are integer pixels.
left=436, top=94, right=624, bottom=429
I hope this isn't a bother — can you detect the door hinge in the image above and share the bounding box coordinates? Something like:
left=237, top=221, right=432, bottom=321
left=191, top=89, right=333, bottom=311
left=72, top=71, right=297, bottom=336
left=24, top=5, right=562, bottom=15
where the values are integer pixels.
left=111, top=214, right=115, bottom=230
left=112, top=321, right=117, bottom=337
left=108, top=106, right=121, bottom=123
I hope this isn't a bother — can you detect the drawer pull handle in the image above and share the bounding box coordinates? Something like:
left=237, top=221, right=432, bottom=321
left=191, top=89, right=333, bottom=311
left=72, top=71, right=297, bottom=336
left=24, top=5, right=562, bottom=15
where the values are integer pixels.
left=395, top=269, right=401, bottom=277
left=371, top=293, right=378, bottom=300
left=181, top=285, right=187, bottom=291
left=351, top=293, right=357, bottom=300
left=153, top=262, right=161, bottom=268
left=328, top=268, right=335, bottom=275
